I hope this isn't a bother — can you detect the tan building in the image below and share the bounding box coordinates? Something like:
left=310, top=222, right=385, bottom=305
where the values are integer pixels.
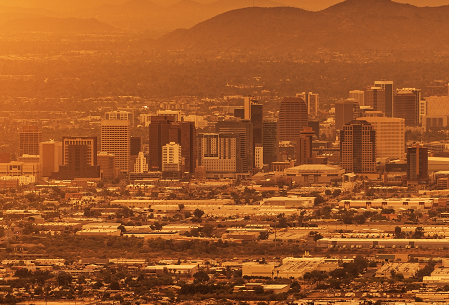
left=357, top=117, right=405, bottom=160
left=97, top=152, right=117, bottom=179
left=101, top=119, right=130, bottom=173
left=39, top=141, right=63, bottom=178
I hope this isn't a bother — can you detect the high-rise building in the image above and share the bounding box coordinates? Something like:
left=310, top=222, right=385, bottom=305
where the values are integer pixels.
left=101, top=119, right=131, bottom=173
left=216, top=120, right=253, bottom=173
left=394, top=88, right=421, bottom=127
left=251, top=103, right=263, bottom=146
left=296, top=127, right=314, bottom=166
left=19, top=125, right=42, bottom=156
left=297, top=92, right=319, bottom=117
left=197, top=133, right=241, bottom=177
left=39, top=140, right=63, bottom=178
left=148, top=116, right=196, bottom=174
left=130, top=137, right=142, bottom=156
left=349, top=90, right=365, bottom=106
left=97, top=152, right=116, bottom=179
left=162, top=142, right=181, bottom=174
left=308, top=121, right=320, bottom=138
left=340, top=120, right=376, bottom=174
left=134, top=151, right=148, bottom=173
left=157, top=110, right=182, bottom=121
left=356, top=117, right=405, bottom=160
left=335, top=100, right=356, bottom=130
left=52, top=137, right=100, bottom=179
left=365, top=86, right=386, bottom=114
left=263, top=120, right=278, bottom=166
left=374, top=81, right=394, bottom=117
left=407, top=144, right=429, bottom=184
left=254, top=146, right=264, bottom=169
left=243, top=96, right=252, bottom=120
left=278, top=97, right=308, bottom=142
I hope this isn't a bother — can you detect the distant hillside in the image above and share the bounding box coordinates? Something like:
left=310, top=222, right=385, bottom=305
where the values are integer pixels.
left=0, top=17, right=118, bottom=33
left=155, top=0, right=449, bottom=55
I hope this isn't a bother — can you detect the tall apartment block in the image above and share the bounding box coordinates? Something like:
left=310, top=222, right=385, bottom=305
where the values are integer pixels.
left=357, top=117, right=405, bottom=160
left=296, top=127, right=315, bottom=166
left=340, top=120, right=376, bottom=174
left=278, top=97, right=308, bottom=142
left=101, top=119, right=131, bottom=173
left=394, top=88, right=421, bottom=127
left=19, top=125, right=42, bottom=156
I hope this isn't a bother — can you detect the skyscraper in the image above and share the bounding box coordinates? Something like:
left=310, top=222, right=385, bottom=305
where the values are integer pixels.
left=148, top=116, right=196, bottom=174
left=52, top=137, right=100, bottom=179
left=278, top=97, right=308, bottom=142
left=357, top=117, right=405, bottom=160
left=19, top=125, right=42, bottom=156
left=407, top=144, right=428, bottom=184
left=39, top=140, right=63, bottom=178
left=349, top=90, right=365, bottom=106
left=365, top=86, right=386, bottom=114
left=296, top=127, right=315, bottom=166
left=197, top=133, right=241, bottom=177
left=263, top=120, right=278, bottom=166
left=216, top=120, right=253, bottom=173
left=104, top=110, right=134, bottom=126
left=340, top=120, right=376, bottom=174
left=101, top=119, right=131, bottom=173
left=134, top=151, right=148, bottom=173
left=97, top=152, right=116, bottom=179
left=374, top=81, right=394, bottom=117
left=335, top=100, right=356, bottom=130
left=394, top=88, right=421, bottom=127
left=297, top=92, right=319, bottom=117
left=162, top=142, right=181, bottom=176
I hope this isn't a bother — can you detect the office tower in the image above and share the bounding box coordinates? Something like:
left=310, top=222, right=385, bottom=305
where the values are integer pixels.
left=19, top=125, right=42, bottom=156
left=263, top=120, right=278, bottom=166
left=162, top=142, right=181, bottom=175
left=52, top=137, right=100, bottom=179
left=197, top=133, right=241, bottom=176
left=407, top=144, right=428, bottom=183
left=297, top=92, right=319, bottom=117
left=148, top=116, right=196, bottom=174
left=357, top=117, right=405, bottom=160
left=244, top=96, right=251, bottom=120
left=104, top=110, right=134, bottom=126
left=216, top=120, right=253, bottom=173
left=340, top=120, right=376, bottom=174
left=39, top=140, right=63, bottom=178
left=365, top=86, right=386, bottom=114
left=349, top=90, right=365, bottom=106
left=374, top=81, right=394, bottom=117
left=97, top=152, right=116, bottom=179
left=251, top=103, right=263, bottom=146
left=134, top=151, right=148, bottom=173
left=101, top=119, right=131, bottom=173
left=130, top=137, right=142, bottom=156
left=394, top=88, right=421, bottom=127
left=296, top=127, right=314, bottom=165
left=278, top=97, right=308, bottom=142
left=335, top=100, right=355, bottom=130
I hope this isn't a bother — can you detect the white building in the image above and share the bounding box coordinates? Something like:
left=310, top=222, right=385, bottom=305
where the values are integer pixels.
left=357, top=116, right=405, bottom=160
left=162, top=142, right=181, bottom=172
left=101, top=119, right=130, bottom=173
left=255, top=146, right=263, bottom=169
left=133, top=152, right=148, bottom=173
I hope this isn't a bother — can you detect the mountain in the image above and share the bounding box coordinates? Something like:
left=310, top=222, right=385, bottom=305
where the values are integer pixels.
left=0, top=17, right=119, bottom=33
left=155, top=0, right=449, bottom=55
